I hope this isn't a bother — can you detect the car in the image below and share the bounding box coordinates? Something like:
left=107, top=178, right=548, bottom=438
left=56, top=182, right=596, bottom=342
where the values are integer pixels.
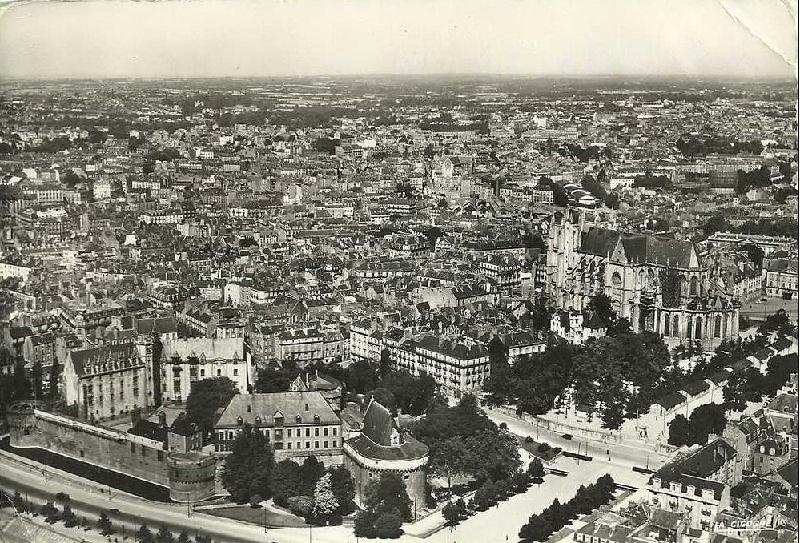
left=561, top=433, right=573, bottom=440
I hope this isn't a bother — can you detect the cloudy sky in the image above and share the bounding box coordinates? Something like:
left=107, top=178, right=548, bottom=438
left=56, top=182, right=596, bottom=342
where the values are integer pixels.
left=0, top=0, right=796, bottom=80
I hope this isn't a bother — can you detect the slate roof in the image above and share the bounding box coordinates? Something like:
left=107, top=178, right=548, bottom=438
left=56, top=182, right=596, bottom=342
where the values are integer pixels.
left=580, top=228, right=620, bottom=257
left=361, top=399, right=394, bottom=446
left=652, top=439, right=736, bottom=501
left=215, top=391, right=338, bottom=428
left=68, top=341, right=141, bottom=377
left=162, top=337, right=245, bottom=361
left=621, top=235, right=695, bottom=267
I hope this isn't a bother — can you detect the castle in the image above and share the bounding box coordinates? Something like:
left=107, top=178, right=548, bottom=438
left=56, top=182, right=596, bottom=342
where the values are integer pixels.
left=546, top=208, right=739, bottom=350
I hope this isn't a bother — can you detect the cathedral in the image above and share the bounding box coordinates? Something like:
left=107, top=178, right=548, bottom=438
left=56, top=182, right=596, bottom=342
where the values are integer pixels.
left=546, top=208, right=739, bottom=350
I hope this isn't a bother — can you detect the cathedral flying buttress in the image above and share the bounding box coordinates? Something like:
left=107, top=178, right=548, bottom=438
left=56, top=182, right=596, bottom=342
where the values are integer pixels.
left=546, top=208, right=739, bottom=350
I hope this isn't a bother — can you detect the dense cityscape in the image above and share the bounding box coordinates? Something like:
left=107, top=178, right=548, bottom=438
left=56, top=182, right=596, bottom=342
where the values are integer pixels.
left=0, top=76, right=796, bottom=543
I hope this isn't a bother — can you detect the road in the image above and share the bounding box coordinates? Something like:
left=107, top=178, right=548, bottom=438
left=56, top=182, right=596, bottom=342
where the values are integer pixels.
left=484, top=407, right=667, bottom=477
left=417, top=448, right=650, bottom=543
left=0, top=412, right=662, bottom=543
left=0, top=451, right=358, bottom=543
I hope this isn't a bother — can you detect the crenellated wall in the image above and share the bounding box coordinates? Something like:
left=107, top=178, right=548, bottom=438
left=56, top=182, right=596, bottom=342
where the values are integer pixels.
left=7, top=402, right=215, bottom=502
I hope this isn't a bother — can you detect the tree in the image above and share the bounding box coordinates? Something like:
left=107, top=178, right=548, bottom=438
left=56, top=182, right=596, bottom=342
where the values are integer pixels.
left=176, top=532, right=191, bottom=543
left=249, top=494, right=263, bottom=508
left=186, top=377, right=238, bottom=435
left=367, top=387, right=397, bottom=413
left=687, top=403, right=727, bottom=444
left=442, top=501, right=460, bottom=524
left=62, top=504, right=77, bottom=527
left=328, top=466, right=356, bottom=515
left=137, top=525, right=155, bottom=543
left=272, top=459, right=301, bottom=506
left=254, top=361, right=299, bottom=393
left=221, top=424, right=275, bottom=503
left=587, top=294, right=616, bottom=327
left=97, top=512, right=113, bottom=535
left=156, top=526, right=175, bottom=543
left=527, top=458, right=545, bottom=484
left=354, top=510, right=378, bottom=538
left=41, top=501, right=59, bottom=523
left=298, top=456, right=325, bottom=497
left=311, top=473, right=339, bottom=525
left=12, top=362, right=31, bottom=400
left=741, top=244, right=765, bottom=269
left=48, top=362, right=60, bottom=399
left=462, top=429, right=521, bottom=481
left=668, top=414, right=692, bottom=447
left=31, top=362, right=42, bottom=399
left=430, top=437, right=471, bottom=491
left=365, top=473, right=413, bottom=521
left=373, top=512, right=404, bottom=539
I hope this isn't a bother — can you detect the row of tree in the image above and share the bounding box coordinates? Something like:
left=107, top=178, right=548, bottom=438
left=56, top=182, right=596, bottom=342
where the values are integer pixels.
left=518, top=474, right=616, bottom=542
left=4, top=491, right=210, bottom=543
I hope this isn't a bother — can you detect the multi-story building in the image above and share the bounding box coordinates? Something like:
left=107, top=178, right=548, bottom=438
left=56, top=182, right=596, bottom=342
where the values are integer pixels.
left=277, top=326, right=346, bottom=366
left=63, top=336, right=154, bottom=421
left=349, top=319, right=383, bottom=363
left=214, top=391, right=342, bottom=466
left=763, top=258, right=798, bottom=299
left=550, top=310, right=607, bottom=345
left=479, top=254, right=522, bottom=292
left=389, top=335, right=489, bottom=393
left=160, top=337, right=251, bottom=404
left=647, top=439, right=741, bottom=530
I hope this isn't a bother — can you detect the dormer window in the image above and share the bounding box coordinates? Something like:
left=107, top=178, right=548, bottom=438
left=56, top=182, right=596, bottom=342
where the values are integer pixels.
left=246, top=405, right=252, bottom=413
left=313, top=414, right=320, bottom=424
left=274, top=411, right=284, bottom=426
left=254, top=416, right=261, bottom=426
left=304, top=403, right=309, bottom=412
left=236, top=416, right=243, bottom=426
left=295, top=414, right=302, bottom=424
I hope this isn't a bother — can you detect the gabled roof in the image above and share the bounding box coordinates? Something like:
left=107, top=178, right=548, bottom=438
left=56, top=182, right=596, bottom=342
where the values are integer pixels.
left=215, top=391, right=338, bottom=428
left=580, top=228, right=620, bottom=257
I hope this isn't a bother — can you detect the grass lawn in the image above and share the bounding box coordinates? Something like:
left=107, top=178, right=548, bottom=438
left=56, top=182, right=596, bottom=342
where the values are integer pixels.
left=202, top=506, right=308, bottom=528
left=518, top=436, right=561, bottom=462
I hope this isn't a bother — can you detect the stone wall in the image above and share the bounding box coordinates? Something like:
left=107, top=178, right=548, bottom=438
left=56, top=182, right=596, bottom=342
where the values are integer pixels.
left=9, top=405, right=170, bottom=486
left=343, top=452, right=427, bottom=511
left=8, top=403, right=216, bottom=502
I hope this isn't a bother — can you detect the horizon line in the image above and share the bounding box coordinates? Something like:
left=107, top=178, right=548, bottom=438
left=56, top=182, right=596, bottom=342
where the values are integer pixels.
left=0, top=72, right=796, bottom=85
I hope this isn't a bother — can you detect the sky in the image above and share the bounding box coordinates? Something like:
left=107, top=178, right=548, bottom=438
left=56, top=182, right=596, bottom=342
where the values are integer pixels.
left=0, top=0, right=796, bottom=80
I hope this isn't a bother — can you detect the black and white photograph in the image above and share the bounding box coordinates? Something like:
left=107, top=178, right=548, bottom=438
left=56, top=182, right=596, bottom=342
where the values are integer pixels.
left=0, top=1, right=797, bottom=542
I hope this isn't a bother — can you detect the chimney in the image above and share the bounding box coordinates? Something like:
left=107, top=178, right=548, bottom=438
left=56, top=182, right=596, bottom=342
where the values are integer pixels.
left=158, top=410, right=167, bottom=427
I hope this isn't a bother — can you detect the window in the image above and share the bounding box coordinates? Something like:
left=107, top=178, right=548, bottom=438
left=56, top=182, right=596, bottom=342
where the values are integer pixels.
left=305, top=428, right=310, bottom=437
left=233, top=368, right=239, bottom=376
left=286, top=428, right=292, bottom=437
left=315, top=441, right=319, bottom=448
left=287, top=442, right=292, bottom=449
left=323, top=440, right=328, bottom=448
left=333, top=428, right=337, bottom=436
left=131, top=443, right=136, bottom=454
left=315, top=428, right=320, bottom=437
left=323, top=427, right=329, bottom=437
left=305, top=441, right=310, bottom=449
left=157, top=451, right=164, bottom=461
left=332, top=440, right=337, bottom=448
left=200, top=369, right=205, bottom=377
left=142, top=447, right=147, bottom=458
left=217, top=369, right=221, bottom=377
